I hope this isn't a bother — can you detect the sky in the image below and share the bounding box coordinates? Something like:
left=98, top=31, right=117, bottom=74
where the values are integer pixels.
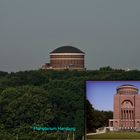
left=86, top=81, right=140, bottom=111
left=1, top=0, right=140, bottom=72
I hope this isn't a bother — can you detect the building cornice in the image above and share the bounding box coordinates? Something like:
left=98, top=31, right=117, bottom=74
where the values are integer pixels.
left=50, top=53, right=85, bottom=56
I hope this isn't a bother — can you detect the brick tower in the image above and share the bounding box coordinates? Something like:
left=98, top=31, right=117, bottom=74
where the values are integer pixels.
left=109, top=84, right=140, bottom=131
left=41, top=46, right=85, bottom=71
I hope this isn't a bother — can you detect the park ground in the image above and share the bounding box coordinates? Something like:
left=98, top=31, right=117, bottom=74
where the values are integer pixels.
left=86, top=132, right=140, bottom=139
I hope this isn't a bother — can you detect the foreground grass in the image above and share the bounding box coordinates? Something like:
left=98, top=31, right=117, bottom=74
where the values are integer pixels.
left=87, top=132, right=140, bottom=139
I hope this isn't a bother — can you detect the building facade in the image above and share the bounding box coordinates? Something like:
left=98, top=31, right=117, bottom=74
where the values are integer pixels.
left=109, top=84, right=140, bottom=131
left=42, top=46, right=85, bottom=70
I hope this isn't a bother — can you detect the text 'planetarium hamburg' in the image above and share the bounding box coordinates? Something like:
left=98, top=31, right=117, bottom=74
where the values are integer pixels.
left=109, top=84, right=140, bottom=131
left=41, top=46, right=85, bottom=70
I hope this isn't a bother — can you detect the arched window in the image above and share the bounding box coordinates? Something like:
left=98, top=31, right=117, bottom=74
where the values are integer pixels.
left=121, top=100, right=133, bottom=108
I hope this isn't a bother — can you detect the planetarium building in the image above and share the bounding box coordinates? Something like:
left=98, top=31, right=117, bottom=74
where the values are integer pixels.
left=42, top=46, right=85, bottom=70
left=109, top=84, right=140, bottom=131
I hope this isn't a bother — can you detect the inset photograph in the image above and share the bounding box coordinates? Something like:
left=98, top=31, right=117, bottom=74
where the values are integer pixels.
left=86, top=81, right=140, bottom=139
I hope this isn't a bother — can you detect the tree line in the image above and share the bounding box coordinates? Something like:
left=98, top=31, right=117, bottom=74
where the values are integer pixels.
left=0, top=66, right=140, bottom=139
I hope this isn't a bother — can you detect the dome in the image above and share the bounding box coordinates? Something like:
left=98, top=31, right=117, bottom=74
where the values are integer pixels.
left=50, top=46, right=84, bottom=54
left=117, top=84, right=137, bottom=90
left=117, top=84, right=138, bottom=95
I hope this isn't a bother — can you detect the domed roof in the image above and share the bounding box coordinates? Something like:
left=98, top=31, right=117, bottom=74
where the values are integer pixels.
left=117, top=84, right=137, bottom=89
left=50, top=46, right=84, bottom=54
left=117, top=84, right=138, bottom=94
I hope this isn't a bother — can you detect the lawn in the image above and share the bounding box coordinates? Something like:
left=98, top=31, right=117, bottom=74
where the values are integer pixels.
left=86, top=132, right=140, bottom=139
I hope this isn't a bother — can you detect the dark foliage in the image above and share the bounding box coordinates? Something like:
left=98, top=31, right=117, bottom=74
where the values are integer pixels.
left=0, top=67, right=139, bottom=139
left=86, top=100, right=113, bottom=133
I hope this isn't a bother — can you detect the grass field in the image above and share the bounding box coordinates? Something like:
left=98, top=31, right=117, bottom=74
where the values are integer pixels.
left=86, top=132, right=140, bottom=139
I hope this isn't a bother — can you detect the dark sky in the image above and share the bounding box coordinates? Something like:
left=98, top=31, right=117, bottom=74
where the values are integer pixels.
left=1, top=0, right=140, bottom=72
